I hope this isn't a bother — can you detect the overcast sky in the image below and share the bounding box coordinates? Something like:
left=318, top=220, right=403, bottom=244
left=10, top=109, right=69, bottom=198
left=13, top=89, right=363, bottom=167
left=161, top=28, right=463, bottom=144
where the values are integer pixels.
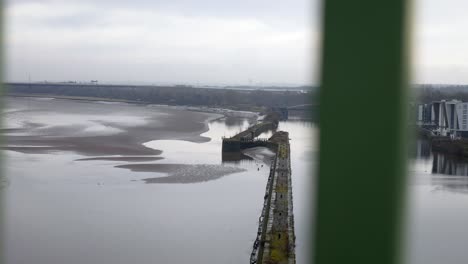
left=4, top=0, right=468, bottom=85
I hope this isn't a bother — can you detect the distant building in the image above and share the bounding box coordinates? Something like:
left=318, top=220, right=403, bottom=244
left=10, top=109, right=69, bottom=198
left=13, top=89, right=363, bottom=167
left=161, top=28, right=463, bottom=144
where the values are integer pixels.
left=414, top=103, right=433, bottom=127
left=456, top=102, right=468, bottom=137
left=416, top=99, right=468, bottom=138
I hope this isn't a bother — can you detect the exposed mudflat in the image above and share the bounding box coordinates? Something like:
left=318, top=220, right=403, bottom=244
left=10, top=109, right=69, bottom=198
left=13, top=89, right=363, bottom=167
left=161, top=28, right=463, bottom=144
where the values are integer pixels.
left=76, top=156, right=164, bottom=162
left=116, top=163, right=246, bottom=183
left=3, top=96, right=221, bottom=157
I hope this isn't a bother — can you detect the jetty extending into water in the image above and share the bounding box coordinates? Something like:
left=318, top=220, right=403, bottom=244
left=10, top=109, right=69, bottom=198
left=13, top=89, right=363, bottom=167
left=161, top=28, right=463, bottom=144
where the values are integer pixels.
left=221, top=120, right=295, bottom=264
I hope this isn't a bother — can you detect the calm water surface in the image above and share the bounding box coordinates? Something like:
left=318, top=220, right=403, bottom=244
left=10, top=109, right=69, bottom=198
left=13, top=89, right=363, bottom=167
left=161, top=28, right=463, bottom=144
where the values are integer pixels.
left=5, top=98, right=468, bottom=264
left=3, top=99, right=314, bottom=264
left=407, top=139, right=468, bottom=264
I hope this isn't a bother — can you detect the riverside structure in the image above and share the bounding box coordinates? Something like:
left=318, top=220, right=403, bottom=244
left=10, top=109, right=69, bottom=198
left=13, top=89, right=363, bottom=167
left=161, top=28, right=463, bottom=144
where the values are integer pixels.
left=413, top=99, right=468, bottom=138
left=221, top=122, right=295, bottom=264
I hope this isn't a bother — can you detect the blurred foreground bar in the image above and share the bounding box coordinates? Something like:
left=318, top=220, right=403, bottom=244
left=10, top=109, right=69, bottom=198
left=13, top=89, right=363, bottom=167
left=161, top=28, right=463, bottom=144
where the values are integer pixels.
left=314, top=0, right=410, bottom=264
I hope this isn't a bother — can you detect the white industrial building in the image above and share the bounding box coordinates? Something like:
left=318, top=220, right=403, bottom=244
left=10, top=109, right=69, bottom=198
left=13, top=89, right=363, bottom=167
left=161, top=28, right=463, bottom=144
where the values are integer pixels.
left=416, top=100, right=468, bottom=138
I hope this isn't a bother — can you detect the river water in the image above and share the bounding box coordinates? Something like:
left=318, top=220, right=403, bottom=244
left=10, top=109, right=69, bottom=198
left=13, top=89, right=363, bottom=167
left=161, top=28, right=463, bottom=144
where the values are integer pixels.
left=3, top=97, right=468, bottom=264
left=2, top=97, right=314, bottom=264
left=407, top=139, right=468, bottom=264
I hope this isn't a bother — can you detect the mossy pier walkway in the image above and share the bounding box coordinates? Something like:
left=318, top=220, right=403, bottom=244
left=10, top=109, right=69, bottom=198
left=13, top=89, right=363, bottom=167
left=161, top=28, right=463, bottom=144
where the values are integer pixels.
left=221, top=121, right=295, bottom=264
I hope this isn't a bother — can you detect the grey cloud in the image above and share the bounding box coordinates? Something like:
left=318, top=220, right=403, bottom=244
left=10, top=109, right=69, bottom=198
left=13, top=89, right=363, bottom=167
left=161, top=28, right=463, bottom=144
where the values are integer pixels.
left=7, top=0, right=315, bottom=26
left=5, top=0, right=468, bottom=85
left=5, top=0, right=316, bottom=85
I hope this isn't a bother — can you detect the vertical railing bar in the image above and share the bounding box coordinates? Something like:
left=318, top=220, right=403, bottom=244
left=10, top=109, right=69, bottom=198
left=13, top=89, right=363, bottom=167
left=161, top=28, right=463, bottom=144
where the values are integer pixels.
left=313, top=0, right=411, bottom=264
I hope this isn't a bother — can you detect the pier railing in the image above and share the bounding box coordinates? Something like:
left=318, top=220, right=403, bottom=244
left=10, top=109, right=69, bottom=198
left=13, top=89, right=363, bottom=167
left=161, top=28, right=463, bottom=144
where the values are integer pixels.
left=250, top=155, right=277, bottom=264
left=247, top=138, right=295, bottom=264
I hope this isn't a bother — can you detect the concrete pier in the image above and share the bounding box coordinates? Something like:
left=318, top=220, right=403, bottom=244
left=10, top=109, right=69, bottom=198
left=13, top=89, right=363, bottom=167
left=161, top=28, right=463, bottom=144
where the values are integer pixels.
left=220, top=119, right=295, bottom=263
left=249, top=132, right=295, bottom=264
left=231, top=121, right=277, bottom=141
left=222, top=138, right=276, bottom=153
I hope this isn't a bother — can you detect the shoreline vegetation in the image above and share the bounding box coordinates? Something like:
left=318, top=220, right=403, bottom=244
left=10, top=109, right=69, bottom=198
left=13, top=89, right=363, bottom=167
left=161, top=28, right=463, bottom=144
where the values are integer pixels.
left=6, top=93, right=259, bottom=121
left=5, top=82, right=314, bottom=114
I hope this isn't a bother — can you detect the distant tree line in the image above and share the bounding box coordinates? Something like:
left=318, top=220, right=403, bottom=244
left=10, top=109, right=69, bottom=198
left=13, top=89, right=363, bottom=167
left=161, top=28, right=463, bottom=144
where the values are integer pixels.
left=5, top=83, right=315, bottom=111
left=416, top=84, right=468, bottom=103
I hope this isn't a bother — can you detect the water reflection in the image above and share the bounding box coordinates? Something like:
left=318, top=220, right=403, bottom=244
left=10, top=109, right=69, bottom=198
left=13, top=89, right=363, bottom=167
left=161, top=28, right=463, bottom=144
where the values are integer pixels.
left=222, top=151, right=253, bottom=163
left=413, top=139, right=468, bottom=195
left=414, top=139, right=431, bottom=160
left=432, top=153, right=468, bottom=176
left=414, top=139, right=468, bottom=177
left=409, top=139, right=468, bottom=264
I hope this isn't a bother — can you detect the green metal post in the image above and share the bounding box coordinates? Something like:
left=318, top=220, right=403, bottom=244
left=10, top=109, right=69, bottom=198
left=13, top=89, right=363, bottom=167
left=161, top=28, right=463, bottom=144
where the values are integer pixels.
left=314, top=0, right=410, bottom=264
